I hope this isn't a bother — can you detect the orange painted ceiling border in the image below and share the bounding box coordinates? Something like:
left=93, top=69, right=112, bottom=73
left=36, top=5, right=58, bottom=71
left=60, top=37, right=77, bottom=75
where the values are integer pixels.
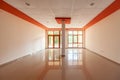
left=83, top=0, right=120, bottom=30
left=0, top=0, right=48, bottom=30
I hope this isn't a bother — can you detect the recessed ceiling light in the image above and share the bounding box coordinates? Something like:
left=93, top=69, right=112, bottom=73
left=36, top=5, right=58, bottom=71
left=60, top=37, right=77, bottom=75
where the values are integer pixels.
left=90, top=2, right=95, bottom=6
left=25, top=2, right=30, bottom=6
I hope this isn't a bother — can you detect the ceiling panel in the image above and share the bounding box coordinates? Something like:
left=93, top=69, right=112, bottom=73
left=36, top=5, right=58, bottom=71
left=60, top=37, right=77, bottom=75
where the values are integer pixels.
left=49, top=0, right=73, bottom=9
left=52, top=8, right=72, bottom=17
left=4, top=0, right=115, bottom=28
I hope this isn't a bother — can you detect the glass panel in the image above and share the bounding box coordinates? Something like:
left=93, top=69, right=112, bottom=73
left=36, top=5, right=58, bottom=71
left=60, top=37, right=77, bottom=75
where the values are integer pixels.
left=54, top=36, right=59, bottom=48
left=48, top=36, right=53, bottom=48
left=78, top=31, right=82, bottom=34
left=54, top=31, right=59, bottom=35
left=68, top=44, right=72, bottom=47
left=74, top=35, right=77, bottom=43
left=68, top=30, right=83, bottom=48
left=68, top=31, right=72, bottom=34
left=78, top=35, right=82, bottom=43
left=48, top=31, right=53, bottom=35
left=68, top=35, right=73, bottom=43
left=60, top=31, right=62, bottom=35
left=73, top=31, right=77, bottom=35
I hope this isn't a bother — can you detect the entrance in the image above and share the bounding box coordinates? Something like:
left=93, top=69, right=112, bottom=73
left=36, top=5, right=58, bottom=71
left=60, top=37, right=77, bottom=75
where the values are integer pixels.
left=48, top=35, right=60, bottom=48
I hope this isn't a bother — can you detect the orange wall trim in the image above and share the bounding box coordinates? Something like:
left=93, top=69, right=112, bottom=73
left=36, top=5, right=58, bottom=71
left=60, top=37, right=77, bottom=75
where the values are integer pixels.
left=83, top=0, right=120, bottom=30
left=0, top=0, right=48, bottom=30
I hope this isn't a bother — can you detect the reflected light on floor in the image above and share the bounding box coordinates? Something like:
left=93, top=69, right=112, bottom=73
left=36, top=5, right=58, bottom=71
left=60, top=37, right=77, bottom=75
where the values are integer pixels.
left=0, top=49, right=120, bottom=80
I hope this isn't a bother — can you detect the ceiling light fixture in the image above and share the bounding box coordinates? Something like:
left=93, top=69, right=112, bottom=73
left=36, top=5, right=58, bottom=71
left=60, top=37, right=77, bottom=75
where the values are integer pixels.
left=90, top=2, right=95, bottom=6
left=25, top=2, right=30, bottom=6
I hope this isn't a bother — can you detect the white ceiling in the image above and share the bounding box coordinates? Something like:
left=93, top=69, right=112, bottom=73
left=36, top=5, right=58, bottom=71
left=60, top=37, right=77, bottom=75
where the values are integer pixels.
left=4, top=0, right=114, bottom=28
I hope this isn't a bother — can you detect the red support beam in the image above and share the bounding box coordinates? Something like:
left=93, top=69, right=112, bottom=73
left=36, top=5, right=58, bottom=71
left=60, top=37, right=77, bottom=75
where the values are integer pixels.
left=55, top=17, right=71, bottom=24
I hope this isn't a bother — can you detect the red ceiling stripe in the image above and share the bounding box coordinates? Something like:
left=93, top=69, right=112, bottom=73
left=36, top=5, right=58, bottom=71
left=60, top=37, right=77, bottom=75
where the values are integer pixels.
left=0, top=0, right=48, bottom=30
left=83, top=0, right=120, bottom=30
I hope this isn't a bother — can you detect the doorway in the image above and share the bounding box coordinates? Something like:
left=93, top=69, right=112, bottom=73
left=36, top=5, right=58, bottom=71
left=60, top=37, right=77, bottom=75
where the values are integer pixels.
left=48, top=34, right=60, bottom=48
left=68, top=31, right=83, bottom=48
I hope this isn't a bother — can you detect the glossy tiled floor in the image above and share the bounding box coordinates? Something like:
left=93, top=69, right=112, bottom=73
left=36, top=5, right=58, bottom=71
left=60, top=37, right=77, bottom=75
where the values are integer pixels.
left=0, top=49, right=120, bottom=80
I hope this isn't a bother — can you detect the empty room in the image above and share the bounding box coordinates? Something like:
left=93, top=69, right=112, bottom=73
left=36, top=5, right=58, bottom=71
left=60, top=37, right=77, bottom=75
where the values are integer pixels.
left=0, top=0, right=120, bottom=80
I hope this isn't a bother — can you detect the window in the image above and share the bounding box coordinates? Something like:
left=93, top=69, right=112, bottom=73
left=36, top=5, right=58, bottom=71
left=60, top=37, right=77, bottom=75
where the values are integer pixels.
left=68, top=31, right=83, bottom=48
left=48, top=31, right=53, bottom=35
left=48, top=31, right=60, bottom=48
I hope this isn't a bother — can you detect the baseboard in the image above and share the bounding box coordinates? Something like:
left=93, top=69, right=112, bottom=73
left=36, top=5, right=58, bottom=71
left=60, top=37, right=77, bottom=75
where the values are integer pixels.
left=86, top=48, right=120, bottom=65
left=0, top=53, right=30, bottom=67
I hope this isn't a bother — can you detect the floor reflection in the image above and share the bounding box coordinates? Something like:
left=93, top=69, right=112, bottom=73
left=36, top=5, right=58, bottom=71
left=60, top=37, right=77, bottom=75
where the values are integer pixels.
left=39, top=49, right=62, bottom=80
left=67, top=49, right=83, bottom=66
left=82, top=50, right=120, bottom=80
left=39, top=49, right=87, bottom=80
left=0, top=49, right=120, bottom=80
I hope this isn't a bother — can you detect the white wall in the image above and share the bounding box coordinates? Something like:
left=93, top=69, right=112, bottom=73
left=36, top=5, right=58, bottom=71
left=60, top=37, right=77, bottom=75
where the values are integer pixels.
left=86, top=9, right=120, bottom=64
left=0, top=9, right=45, bottom=65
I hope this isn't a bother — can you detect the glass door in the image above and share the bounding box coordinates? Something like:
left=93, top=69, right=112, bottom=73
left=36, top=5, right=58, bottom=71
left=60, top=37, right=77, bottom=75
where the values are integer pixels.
left=48, top=35, right=53, bottom=48
left=68, top=31, right=83, bottom=48
left=48, top=35, right=60, bottom=48
left=54, top=35, right=60, bottom=48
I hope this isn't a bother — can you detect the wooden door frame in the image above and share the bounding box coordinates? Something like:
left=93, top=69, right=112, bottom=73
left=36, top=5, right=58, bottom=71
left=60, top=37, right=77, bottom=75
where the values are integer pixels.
left=48, top=35, right=60, bottom=48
